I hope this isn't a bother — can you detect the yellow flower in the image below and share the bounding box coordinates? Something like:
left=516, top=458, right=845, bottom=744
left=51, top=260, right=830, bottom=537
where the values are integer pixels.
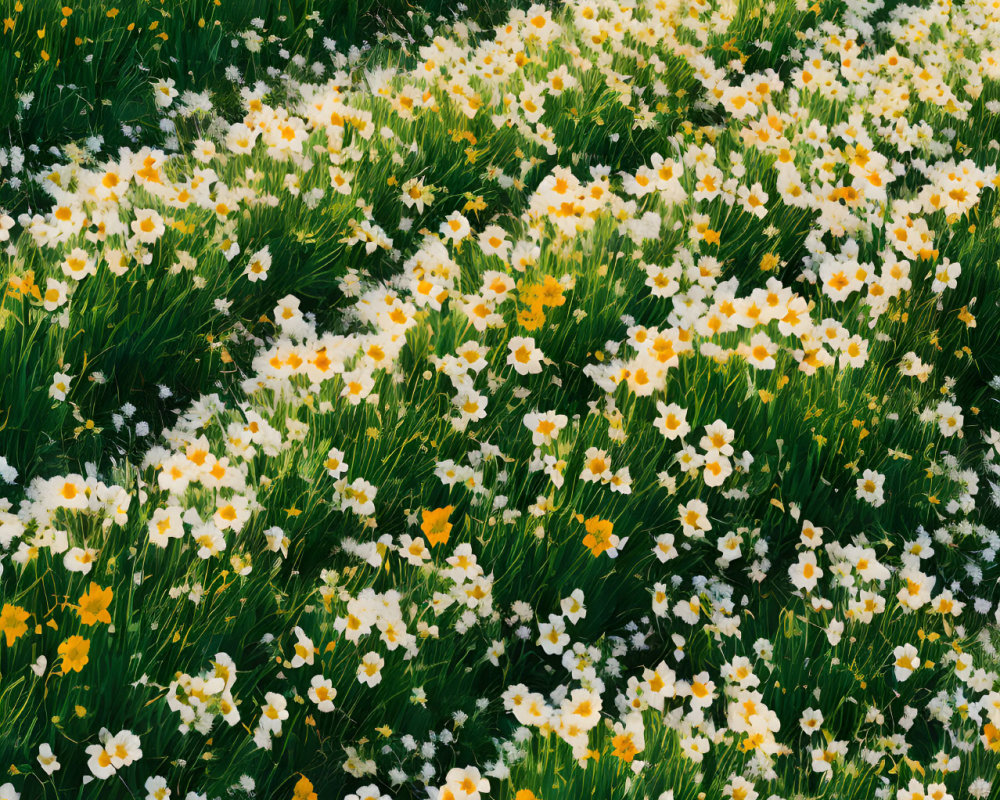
left=538, top=275, right=566, bottom=307
left=0, top=603, right=30, bottom=646
left=292, top=775, right=317, bottom=800
left=58, top=635, right=90, bottom=673
left=517, top=303, right=546, bottom=331
left=76, top=582, right=113, bottom=626
left=760, top=252, right=780, bottom=271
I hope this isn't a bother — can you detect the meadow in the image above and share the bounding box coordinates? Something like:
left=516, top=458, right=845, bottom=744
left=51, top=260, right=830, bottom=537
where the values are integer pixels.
left=2, top=0, right=1000, bottom=798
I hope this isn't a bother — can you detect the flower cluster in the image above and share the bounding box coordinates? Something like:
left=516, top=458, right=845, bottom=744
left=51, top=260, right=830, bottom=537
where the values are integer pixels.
left=1, top=0, right=1000, bottom=798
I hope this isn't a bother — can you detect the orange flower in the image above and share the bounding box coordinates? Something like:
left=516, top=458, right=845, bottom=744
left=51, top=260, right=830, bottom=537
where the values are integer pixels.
left=611, top=731, right=638, bottom=762
left=580, top=515, right=615, bottom=557
left=77, top=582, right=113, bottom=626
left=7, top=270, right=40, bottom=300
left=58, top=635, right=90, bottom=673
left=985, top=723, right=1000, bottom=753
left=421, top=506, right=455, bottom=547
left=0, top=603, right=29, bottom=646
left=515, top=792, right=539, bottom=800
left=292, top=775, right=317, bottom=800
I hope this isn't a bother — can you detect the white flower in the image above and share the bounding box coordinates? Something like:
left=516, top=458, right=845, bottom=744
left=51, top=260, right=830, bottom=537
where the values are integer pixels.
left=507, top=337, right=544, bottom=376
left=799, top=707, right=824, bottom=735
left=936, top=401, right=963, bottom=437
left=289, top=626, right=315, bottom=668
left=308, top=674, right=337, bottom=712
left=245, top=246, right=272, bottom=282
left=357, top=652, right=385, bottom=687
left=678, top=499, right=711, bottom=538
left=652, top=533, right=678, bottom=562
left=789, top=551, right=821, bottom=593
left=486, top=639, right=505, bottom=667
left=49, top=371, right=73, bottom=401
left=855, top=469, right=886, bottom=507
left=346, top=785, right=391, bottom=800
left=654, top=402, right=690, bottom=440
left=324, top=447, right=349, bottom=478
left=144, top=775, right=170, bottom=800
left=259, top=693, right=288, bottom=734
left=537, top=614, right=569, bottom=655
left=892, top=643, right=920, bottom=681
left=153, top=78, right=179, bottom=107
left=43, top=278, right=69, bottom=311
left=523, top=409, right=567, bottom=446
left=439, top=211, right=471, bottom=242
left=700, top=419, right=734, bottom=456
left=478, top=225, right=511, bottom=260
left=0, top=214, right=15, bottom=242
left=37, top=743, right=60, bottom=775
left=131, top=209, right=165, bottom=244
left=0, top=455, right=18, bottom=484
left=560, top=589, right=586, bottom=624
left=441, top=766, right=489, bottom=800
